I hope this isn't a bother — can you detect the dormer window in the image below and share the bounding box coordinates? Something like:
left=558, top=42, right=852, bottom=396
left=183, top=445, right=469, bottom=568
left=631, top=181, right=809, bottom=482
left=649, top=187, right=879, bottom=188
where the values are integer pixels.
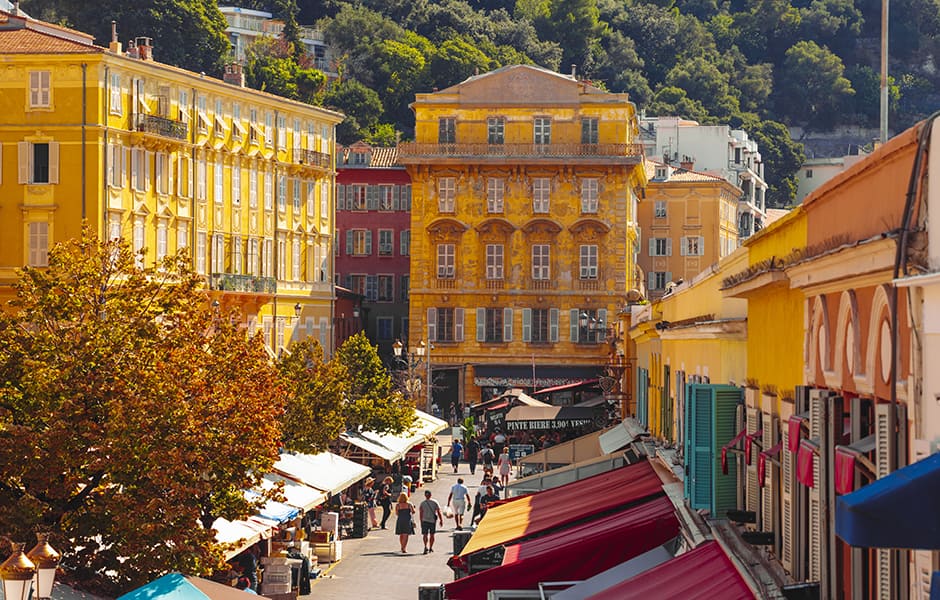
left=352, top=151, right=369, bottom=166
left=655, top=167, right=668, bottom=180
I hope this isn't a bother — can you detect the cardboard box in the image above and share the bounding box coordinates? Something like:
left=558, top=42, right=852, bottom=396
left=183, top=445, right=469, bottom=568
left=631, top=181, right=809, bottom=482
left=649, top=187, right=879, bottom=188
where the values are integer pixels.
left=313, top=540, right=342, bottom=563
left=310, top=531, right=331, bottom=544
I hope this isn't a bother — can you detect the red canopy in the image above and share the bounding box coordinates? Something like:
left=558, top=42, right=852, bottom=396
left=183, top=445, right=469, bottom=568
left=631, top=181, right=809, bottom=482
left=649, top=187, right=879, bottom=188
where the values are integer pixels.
left=457, top=460, right=665, bottom=557
left=444, top=496, right=680, bottom=600
left=581, top=541, right=754, bottom=600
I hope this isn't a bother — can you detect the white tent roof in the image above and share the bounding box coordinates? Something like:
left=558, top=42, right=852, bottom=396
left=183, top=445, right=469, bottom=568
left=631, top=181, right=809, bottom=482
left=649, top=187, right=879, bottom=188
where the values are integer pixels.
left=212, top=517, right=272, bottom=559
left=273, top=451, right=370, bottom=496
left=260, top=472, right=328, bottom=511
left=339, top=409, right=446, bottom=462
left=598, top=417, right=647, bottom=454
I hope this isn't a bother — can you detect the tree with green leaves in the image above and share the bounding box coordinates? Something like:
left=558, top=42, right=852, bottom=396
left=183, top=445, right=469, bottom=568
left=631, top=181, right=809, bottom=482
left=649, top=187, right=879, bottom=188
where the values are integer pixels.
left=322, top=78, right=385, bottom=144
left=333, top=332, right=415, bottom=435
left=0, top=229, right=285, bottom=594
left=776, top=40, right=854, bottom=127
left=244, top=37, right=327, bottom=103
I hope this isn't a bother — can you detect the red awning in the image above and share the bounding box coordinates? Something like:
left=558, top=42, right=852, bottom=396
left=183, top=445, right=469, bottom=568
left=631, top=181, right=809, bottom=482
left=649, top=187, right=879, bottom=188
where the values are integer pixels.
left=444, top=496, right=679, bottom=600
left=721, top=429, right=747, bottom=475
left=532, top=378, right=599, bottom=395
left=580, top=541, right=755, bottom=600
left=745, top=429, right=763, bottom=465
left=758, top=441, right=783, bottom=487
left=788, top=413, right=808, bottom=452
left=798, top=438, right=819, bottom=488
left=456, top=460, right=665, bottom=558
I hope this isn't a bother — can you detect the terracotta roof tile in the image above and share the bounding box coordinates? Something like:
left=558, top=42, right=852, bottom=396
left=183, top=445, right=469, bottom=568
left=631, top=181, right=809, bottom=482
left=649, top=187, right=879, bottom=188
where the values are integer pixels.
left=0, top=28, right=102, bottom=54
left=644, top=158, right=726, bottom=183
left=337, top=145, right=400, bottom=169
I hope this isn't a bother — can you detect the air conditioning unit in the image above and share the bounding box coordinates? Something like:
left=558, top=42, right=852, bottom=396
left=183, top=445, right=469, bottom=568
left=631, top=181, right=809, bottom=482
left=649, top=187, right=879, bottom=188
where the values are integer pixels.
left=417, top=583, right=444, bottom=600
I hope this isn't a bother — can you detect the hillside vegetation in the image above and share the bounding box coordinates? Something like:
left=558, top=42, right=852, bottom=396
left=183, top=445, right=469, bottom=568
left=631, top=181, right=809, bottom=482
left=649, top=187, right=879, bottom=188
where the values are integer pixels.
left=22, top=0, right=940, bottom=205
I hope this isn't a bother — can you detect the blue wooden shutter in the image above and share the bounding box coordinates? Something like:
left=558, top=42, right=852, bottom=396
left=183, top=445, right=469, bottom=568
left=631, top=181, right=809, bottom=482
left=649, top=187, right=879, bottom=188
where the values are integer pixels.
left=569, top=308, right=579, bottom=342
left=503, top=307, right=513, bottom=341
left=550, top=308, right=559, bottom=342
left=522, top=309, right=532, bottom=342
left=476, top=308, right=485, bottom=342
left=688, top=383, right=715, bottom=511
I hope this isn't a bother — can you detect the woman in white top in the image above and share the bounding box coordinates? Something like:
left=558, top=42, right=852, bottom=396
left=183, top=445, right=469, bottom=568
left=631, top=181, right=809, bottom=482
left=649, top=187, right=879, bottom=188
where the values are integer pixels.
left=497, top=447, right=512, bottom=489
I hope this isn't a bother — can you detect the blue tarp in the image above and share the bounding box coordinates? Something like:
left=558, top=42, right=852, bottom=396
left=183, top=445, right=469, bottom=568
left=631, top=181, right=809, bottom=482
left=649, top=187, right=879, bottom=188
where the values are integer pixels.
left=244, top=490, right=300, bottom=523
left=117, top=574, right=208, bottom=600
left=835, top=452, right=940, bottom=549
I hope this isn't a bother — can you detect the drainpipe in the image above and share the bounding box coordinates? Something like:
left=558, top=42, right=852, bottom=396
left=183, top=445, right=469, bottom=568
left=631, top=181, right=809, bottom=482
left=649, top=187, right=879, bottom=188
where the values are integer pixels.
left=81, top=63, right=87, bottom=220
left=102, top=64, right=110, bottom=238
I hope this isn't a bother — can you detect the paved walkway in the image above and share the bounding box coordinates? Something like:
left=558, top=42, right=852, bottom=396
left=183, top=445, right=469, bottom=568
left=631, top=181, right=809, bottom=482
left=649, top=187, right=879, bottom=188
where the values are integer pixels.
left=306, top=433, right=481, bottom=599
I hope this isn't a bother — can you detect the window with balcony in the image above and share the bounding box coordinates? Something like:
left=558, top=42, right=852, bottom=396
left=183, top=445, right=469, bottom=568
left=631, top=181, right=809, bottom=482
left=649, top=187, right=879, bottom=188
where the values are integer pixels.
left=654, top=201, right=667, bottom=218
left=485, top=244, right=504, bottom=280
left=649, top=238, right=671, bottom=256
left=377, top=275, right=394, bottom=302
left=487, top=178, right=504, bottom=213
left=438, top=177, right=455, bottom=212
left=248, top=238, right=259, bottom=276
left=378, top=229, right=393, bottom=256
left=581, top=118, right=598, bottom=144
left=437, top=243, right=455, bottom=278
left=439, top=117, right=456, bottom=143
left=532, top=244, right=550, bottom=279
left=487, top=117, right=505, bottom=144
left=532, top=178, right=550, bottom=213
left=579, top=245, right=598, bottom=279
left=534, top=117, right=551, bottom=145
left=581, top=178, right=598, bottom=213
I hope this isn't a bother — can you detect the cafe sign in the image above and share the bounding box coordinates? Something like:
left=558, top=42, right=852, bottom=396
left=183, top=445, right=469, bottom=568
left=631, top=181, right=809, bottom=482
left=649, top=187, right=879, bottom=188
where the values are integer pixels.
left=505, top=418, right=594, bottom=431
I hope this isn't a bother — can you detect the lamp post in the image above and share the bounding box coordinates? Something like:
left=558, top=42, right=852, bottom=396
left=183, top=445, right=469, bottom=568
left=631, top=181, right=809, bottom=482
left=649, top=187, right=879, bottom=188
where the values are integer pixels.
left=415, top=340, right=430, bottom=414
left=0, top=534, right=60, bottom=600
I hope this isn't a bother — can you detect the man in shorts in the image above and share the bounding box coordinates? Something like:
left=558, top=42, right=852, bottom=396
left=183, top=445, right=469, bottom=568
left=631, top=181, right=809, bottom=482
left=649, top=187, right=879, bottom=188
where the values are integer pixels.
left=418, top=490, right=444, bottom=554
left=447, top=477, right=470, bottom=530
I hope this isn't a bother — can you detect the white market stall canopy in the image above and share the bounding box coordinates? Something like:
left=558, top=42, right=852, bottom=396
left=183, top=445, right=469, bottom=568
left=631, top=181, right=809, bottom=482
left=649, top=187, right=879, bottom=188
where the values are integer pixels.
left=212, top=517, right=273, bottom=560
left=273, top=451, right=371, bottom=496
left=598, top=417, right=647, bottom=454
left=260, top=472, right=328, bottom=512
left=338, top=410, right=447, bottom=463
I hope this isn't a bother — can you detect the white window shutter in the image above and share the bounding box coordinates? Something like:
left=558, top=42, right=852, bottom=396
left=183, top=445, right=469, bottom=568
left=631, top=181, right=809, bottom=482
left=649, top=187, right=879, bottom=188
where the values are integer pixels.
left=808, top=391, right=824, bottom=583
left=455, top=308, right=464, bottom=341
left=648, top=238, right=655, bottom=256
left=476, top=308, right=485, bottom=342
left=569, top=308, right=579, bottom=342
left=781, top=424, right=795, bottom=574
left=18, top=142, right=29, bottom=184
left=760, top=412, right=778, bottom=535
left=107, top=144, right=115, bottom=185
left=427, top=308, right=437, bottom=342
left=522, top=308, right=532, bottom=342
left=550, top=308, right=559, bottom=342
left=597, top=308, right=607, bottom=329
left=698, top=236, right=705, bottom=256
left=875, top=402, right=896, bottom=600
left=746, top=407, right=761, bottom=517
left=145, top=151, right=152, bottom=190
left=122, top=147, right=128, bottom=185
left=503, top=308, right=513, bottom=342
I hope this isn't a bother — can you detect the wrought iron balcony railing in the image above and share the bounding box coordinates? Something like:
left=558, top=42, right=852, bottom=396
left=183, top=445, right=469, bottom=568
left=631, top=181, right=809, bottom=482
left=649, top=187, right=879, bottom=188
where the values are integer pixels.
left=207, top=273, right=276, bottom=294
left=397, top=142, right=644, bottom=161
left=296, top=148, right=332, bottom=168
left=136, top=114, right=188, bottom=141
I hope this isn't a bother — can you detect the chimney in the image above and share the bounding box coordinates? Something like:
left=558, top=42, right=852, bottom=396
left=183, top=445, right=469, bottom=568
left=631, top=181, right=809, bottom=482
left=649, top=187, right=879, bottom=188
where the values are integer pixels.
left=571, top=64, right=577, bottom=78
left=679, top=155, right=694, bottom=170
left=12, top=1, right=19, bottom=15
left=135, top=36, right=153, bottom=61
left=223, top=63, right=245, bottom=88
left=109, top=21, right=123, bottom=54
left=126, top=38, right=138, bottom=59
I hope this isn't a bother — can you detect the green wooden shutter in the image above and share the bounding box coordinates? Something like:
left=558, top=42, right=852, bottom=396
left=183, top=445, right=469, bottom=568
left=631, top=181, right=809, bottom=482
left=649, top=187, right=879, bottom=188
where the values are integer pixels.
left=713, top=385, right=744, bottom=516
left=476, top=308, right=485, bottom=341
left=345, top=230, right=353, bottom=255
left=522, top=309, right=532, bottom=342
left=688, top=383, right=715, bottom=511
left=366, top=185, right=379, bottom=210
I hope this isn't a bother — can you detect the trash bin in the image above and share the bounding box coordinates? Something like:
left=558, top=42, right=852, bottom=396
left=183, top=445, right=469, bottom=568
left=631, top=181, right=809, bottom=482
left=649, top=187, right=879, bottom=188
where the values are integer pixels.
left=452, top=530, right=473, bottom=556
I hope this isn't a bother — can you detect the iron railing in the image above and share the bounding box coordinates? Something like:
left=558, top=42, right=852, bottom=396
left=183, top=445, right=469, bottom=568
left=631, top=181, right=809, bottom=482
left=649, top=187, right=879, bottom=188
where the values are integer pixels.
left=207, top=273, right=276, bottom=293
left=397, top=142, right=644, bottom=161
left=296, top=148, right=332, bottom=168
left=135, top=114, right=188, bottom=141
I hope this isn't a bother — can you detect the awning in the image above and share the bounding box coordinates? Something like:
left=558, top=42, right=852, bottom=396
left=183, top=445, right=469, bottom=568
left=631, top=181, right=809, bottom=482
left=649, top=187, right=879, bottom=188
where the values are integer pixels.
left=457, top=461, right=665, bottom=558
left=835, top=452, right=940, bottom=549
left=118, top=574, right=254, bottom=600
left=532, top=379, right=599, bottom=395
left=244, top=490, right=301, bottom=523
left=413, top=408, right=449, bottom=437
left=273, top=451, right=371, bottom=495
left=260, top=473, right=328, bottom=512
left=473, top=365, right=601, bottom=388
left=834, top=435, right=876, bottom=495
left=787, top=412, right=809, bottom=452
left=338, top=410, right=444, bottom=463
left=212, top=517, right=272, bottom=559
left=797, top=438, right=819, bottom=488
left=598, top=418, right=646, bottom=454
left=444, top=496, right=679, bottom=600
left=579, top=541, right=755, bottom=599
left=758, top=441, right=782, bottom=487
left=504, top=405, right=602, bottom=432
left=721, top=429, right=747, bottom=475
left=551, top=546, right=675, bottom=600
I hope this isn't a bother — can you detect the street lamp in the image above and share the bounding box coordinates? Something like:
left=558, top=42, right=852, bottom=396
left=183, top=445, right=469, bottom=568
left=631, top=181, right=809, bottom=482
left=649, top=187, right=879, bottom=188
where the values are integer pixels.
left=0, top=534, right=60, bottom=600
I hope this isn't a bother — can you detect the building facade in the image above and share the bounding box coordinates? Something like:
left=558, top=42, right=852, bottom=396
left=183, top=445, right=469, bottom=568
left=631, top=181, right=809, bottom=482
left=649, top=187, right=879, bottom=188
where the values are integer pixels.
left=638, top=159, right=741, bottom=299
left=219, top=5, right=334, bottom=74
left=398, top=65, right=647, bottom=411
left=639, top=116, right=768, bottom=242
left=335, top=143, right=412, bottom=360
left=0, top=12, right=342, bottom=353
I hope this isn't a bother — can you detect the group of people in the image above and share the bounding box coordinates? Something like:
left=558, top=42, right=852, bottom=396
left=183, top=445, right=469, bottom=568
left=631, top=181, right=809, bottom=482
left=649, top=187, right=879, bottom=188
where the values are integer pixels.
left=393, top=489, right=444, bottom=554
left=446, top=472, right=503, bottom=530
left=450, top=438, right=513, bottom=487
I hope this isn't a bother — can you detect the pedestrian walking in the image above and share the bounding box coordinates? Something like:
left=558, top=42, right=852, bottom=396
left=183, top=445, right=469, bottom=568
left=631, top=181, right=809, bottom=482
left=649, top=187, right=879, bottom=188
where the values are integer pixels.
left=450, top=439, right=463, bottom=474
left=476, top=485, right=501, bottom=523
left=480, top=444, right=495, bottom=471
left=393, top=492, right=416, bottom=553
left=471, top=474, right=493, bottom=525
left=418, top=490, right=444, bottom=554
left=497, top=446, right=513, bottom=488
left=377, top=476, right=393, bottom=529
left=446, top=477, right=470, bottom=531
left=361, top=477, right=379, bottom=529
left=466, top=437, right=480, bottom=475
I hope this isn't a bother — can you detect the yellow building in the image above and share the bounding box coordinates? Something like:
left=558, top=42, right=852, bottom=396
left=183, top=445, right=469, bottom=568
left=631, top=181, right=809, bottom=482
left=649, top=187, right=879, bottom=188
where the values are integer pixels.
left=638, top=159, right=741, bottom=299
left=398, top=65, right=647, bottom=408
left=0, top=13, right=343, bottom=352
